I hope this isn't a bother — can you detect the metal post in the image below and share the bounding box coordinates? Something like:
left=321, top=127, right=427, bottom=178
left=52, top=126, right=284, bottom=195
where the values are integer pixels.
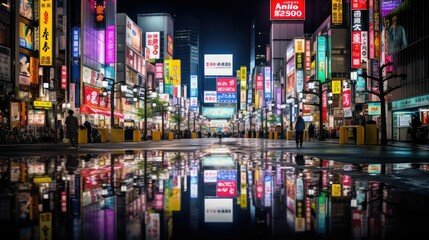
left=379, top=73, right=387, bottom=145
left=178, top=103, right=181, bottom=139
left=260, top=110, right=263, bottom=138
left=289, top=103, right=293, bottom=130
left=187, top=110, right=190, bottom=134
left=265, top=108, right=268, bottom=138
left=110, top=84, right=115, bottom=128
left=193, top=112, right=196, bottom=132
left=161, top=105, right=165, bottom=140
left=280, top=110, right=284, bottom=139
left=143, top=87, right=148, bottom=141
left=318, top=83, right=323, bottom=141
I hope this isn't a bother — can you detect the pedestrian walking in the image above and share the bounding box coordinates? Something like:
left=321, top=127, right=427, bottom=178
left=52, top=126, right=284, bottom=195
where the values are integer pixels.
left=308, top=122, right=315, bottom=141
left=411, top=113, right=422, bottom=146
left=65, top=109, right=79, bottom=149
left=295, top=116, right=305, bottom=148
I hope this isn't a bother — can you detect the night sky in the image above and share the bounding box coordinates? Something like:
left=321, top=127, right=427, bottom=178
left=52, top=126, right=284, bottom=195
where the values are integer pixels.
left=117, top=0, right=270, bottom=72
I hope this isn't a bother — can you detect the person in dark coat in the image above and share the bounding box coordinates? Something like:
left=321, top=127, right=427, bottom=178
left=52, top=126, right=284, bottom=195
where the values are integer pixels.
left=411, top=113, right=422, bottom=146
left=308, top=122, right=315, bottom=141
left=65, top=110, right=79, bottom=149
left=295, top=116, right=305, bottom=148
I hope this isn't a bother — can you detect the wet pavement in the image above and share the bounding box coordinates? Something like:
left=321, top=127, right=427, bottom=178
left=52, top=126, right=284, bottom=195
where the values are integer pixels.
left=0, top=138, right=428, bottom=239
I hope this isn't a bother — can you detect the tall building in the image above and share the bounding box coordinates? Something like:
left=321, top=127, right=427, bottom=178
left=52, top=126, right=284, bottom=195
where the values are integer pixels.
left=174, top=16, right=200, bottom=102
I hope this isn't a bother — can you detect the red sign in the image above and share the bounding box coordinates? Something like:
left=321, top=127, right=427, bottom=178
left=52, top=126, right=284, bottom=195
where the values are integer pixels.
left=351, top=0, right=367, bottom=10
left=342, top=89, right=351, bottom=108
left=84, top=85, right=101, bottom=107
left=216, top=180, right=236, bottom=197
left=270, top=0, right=305, bottom=20
left=61, top=65, right=67, bottom=89
left=216, top=77, right=236, bottom=93
left=351, top=31, right=362, bottom=68
left=256, top=74, right=264, bottom=91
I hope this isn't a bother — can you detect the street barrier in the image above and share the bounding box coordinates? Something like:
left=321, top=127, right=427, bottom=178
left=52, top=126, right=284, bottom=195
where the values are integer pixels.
left=286, top=130, right=292, bottom=140
left=304, top=129, right=309, bottom=141
left=366, top=123, right=377, bottom=144
left=133, top=130, right=141, bottom=142
left=152, top=131, right=161, bottom=141
left=339, top=125, right=364, bottom=145
left=99, top=128, right=109, bottom=143
left=78, top=128, right=88, bottom=144
left=110, top=128, right=125, bottom=143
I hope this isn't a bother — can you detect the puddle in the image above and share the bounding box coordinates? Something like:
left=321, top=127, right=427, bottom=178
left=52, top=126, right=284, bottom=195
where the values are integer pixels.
left=1, top=144, right=428, bottom=239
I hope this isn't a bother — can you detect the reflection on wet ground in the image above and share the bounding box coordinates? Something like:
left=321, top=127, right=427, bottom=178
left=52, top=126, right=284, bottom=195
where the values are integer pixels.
left=1, top=144, right=428, bottom=239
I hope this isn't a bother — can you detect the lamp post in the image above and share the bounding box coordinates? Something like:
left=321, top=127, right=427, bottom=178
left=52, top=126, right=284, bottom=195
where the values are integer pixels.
left=192, top=111, right=196, bottom=132
left=143, top=87, right=151, bottom=141
left=286, top=96, right=299, bottom=130
left=174, top=103, right=184, bottom=139
left=301, top=79, right=332, bottom=141
left=160, top=103, right=170, bottom=140
left=102, top=80, right=126, bottom=128
left=280, top=103, right=286, bottom=139
left=360, top=60, right=407, bottom=145
left=133, top=85, right=152, bottom=141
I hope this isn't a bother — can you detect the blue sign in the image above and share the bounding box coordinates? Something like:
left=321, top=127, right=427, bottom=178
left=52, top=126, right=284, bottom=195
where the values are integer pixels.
left=72, top=28, right=80, bottom=58
left=217, top=92, right=237, bottom=102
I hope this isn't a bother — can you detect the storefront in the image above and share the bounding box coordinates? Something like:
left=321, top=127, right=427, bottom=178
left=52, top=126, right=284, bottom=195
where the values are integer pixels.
left=391, top=94, right=429, bottom=141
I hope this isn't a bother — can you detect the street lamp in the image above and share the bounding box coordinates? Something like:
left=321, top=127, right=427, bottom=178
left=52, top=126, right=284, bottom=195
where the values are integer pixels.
left=280, top=103, right=287, bottom=139
left=132, top=85, right=152, bottom=141
left=287, top=96, right=299, bottom=130
left=301, top=79, right=332, bottom=141
left=174, top=103, right=185, bottom=139
left=160, top=103, right=171, bottom=140
left=360, top=60, right=407, bottom=145
left=101, top=79, right=126, bottom=128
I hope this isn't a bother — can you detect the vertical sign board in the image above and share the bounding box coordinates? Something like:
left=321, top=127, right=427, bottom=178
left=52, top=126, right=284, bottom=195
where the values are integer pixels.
left=39, top=0, right=53, bottom=66
left=317, top=36, right=326, bottom=82
left=105, top=26, right=115, bottom=64
left=350, top=0, right=368, bottom=69
left=332, top=0, right=343, bottom=25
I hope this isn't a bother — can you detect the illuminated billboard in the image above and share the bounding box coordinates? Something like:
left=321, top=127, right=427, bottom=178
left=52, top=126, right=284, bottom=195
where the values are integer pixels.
left=202, top=107, right=235, bottom=119
left=204, top=54, right=233, bottom=76
left=204, top=198, right=233, bottom=223
left=39, top=0, right=53, bottom=66
left=270, top=0, right=305, bottom=21
left=126, top=16, right=142, bottom=55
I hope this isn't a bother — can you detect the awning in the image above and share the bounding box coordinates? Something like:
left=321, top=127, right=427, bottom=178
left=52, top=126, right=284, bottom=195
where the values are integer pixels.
left=80, top=105, right=124, bottom=119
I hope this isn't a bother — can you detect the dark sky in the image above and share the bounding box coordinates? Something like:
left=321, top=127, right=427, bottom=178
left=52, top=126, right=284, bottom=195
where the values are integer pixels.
left=117, top=0, right=270, bottom=72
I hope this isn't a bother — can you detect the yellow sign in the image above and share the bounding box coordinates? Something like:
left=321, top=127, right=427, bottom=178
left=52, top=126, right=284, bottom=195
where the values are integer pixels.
left=40, top=212, right=52, bottom=240
left=240, top=194, right=247, bottom=208
left=331, top=183, right=342, bottom=197
left=240, top=66, right=247, bottom=83
left=39, top=0, right=53, bottom=66
left=34, top=100, right=52, bottom=109
left=34, top=176, right=52, bottom=183
left=169, top=188, right=181, bottom=211
left=170, top=59, right=181, bottom=86
left=332, top=80, right=342, bottom=94
left=332, top=0, right=343, bottom=25
left=295, top=38, right=305, bottom=53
